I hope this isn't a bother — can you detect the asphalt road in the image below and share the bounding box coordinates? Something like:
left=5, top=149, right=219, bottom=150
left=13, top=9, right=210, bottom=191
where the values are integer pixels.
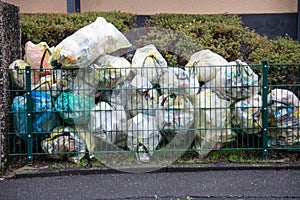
left=0, top=169, right=299, bottom=200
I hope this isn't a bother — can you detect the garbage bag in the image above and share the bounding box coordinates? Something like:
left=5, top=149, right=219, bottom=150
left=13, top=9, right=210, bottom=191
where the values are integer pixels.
left=24, top=41, right=52, bottom=70
left=157, top=94, right=194, bottom=132
left=131, top=44, right=167, bottom=84
left=267, top=89, right=300, bottom=147
left=159, top=67, right=200, bottom=97
left=204, top=59, right=259, bottom=100
left=107, top=76, right=159, bottom=117
left=12, top=91, right=59, bottom=142
left=88, top=102, right=127, bottom=147
left=233, top=94, right=262, bottom=134
left=185, top=49, right=229, bottom=82
left=41, top=126, right=86, bottom=163
left=127, top=113, right=161, bottom=162
left=193, top=89, right=236, bottom=157
left=93, top=54, right=132, bottom=87
left=9, top=59, right=41, bottom=89
left=51, top=17, right=131, bottom=69
left=54, top=91, right=95, bottom=124
left=31, top=68, right=64, bottom=98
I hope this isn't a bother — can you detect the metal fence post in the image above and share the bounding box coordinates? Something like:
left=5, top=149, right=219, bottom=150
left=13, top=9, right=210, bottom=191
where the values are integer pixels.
left=25, top=66, right=33, bottom=165
left=261, top=60, right=269, bottom=159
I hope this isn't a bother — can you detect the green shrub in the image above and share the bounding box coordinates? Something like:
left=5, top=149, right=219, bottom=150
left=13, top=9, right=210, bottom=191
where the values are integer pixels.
left=21, top=11, right=136, bottom=48
left=20, top=12, right=299, bottom=65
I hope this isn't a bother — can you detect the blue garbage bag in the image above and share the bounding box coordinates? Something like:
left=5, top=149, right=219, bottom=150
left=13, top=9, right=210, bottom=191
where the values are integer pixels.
left=12, top=91, right=59, bottom=141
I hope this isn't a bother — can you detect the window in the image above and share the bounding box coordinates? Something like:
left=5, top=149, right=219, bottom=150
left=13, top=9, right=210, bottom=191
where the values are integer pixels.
left=67, top=0, right=80, bottom=13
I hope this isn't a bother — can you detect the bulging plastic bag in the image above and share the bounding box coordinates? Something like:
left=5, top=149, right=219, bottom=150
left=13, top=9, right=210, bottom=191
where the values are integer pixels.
left=24, top=41, right=52, bottom=70
left=159, top=67, right=200, bottom=97
left=186, top=49, right=229, bottom=82
left=93, top=55, right=132, bottom=87
left=9, top=59, right=41, bottom=89
left=107, top=76, right=159, bottom=117
left=127, top=113, right=161, bottom=162
left=233, top=94, right=262, bottom=134
left=54, top=91, right=95, bottom=124
left=204, top=59, right=259, bottom=100
left=267, top=89, right=300, bottom=147
left=157, top=94, right=194, bottom=132
left=12, top=91, right=59, bottom=142
left=41, top=126, right=86, bottom=163
left=131, top=44, right=167, bottom=84
left=88, top=102, right=127, bottom=147
left=51, top=17, right=131, bottom=68
left=193, top=89, right=236, bottom=157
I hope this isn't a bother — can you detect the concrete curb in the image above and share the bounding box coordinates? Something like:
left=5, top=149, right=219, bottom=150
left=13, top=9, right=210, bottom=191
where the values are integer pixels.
left=13, top=162, right=300, bottom=179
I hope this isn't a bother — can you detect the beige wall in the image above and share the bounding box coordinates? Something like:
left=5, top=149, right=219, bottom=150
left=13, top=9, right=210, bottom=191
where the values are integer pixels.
left=82, top=0, right=298, bottom=15
left=5, top=0, right=298, bottom=14
left=5, top=0, right=67, bottom=13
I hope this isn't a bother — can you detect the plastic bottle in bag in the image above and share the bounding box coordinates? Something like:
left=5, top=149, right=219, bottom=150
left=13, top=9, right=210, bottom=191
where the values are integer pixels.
left=51, top=17, right=131, bottom=68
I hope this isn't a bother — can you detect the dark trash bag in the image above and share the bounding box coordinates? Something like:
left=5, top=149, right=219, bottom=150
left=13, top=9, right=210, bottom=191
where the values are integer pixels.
left=12, top=91, right=59, bottom=142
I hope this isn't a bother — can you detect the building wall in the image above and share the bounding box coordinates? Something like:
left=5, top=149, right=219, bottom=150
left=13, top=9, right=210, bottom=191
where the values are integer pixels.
left=6, top=0, right=67, bottom=13
left=5, top=0, right=298, bottom=14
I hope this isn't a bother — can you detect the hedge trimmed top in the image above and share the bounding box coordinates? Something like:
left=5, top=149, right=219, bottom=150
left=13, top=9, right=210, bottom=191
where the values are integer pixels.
left=21, top=11, right=300, bottom=65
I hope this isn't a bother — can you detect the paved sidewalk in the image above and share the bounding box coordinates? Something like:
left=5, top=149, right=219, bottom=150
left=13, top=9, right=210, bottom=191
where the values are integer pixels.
left=0, top=164, right=299, bottom=200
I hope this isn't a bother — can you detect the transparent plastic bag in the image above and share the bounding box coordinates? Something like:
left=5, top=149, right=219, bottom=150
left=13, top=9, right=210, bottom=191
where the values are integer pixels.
left=88, top=102, right=127, bottom=147
left=157, top=94, right=194, bottom=132
left=51, top=17, right=131, bottom=68
left=93, top=54, right=132, bottom=87
left=107, top=76, right=159, bottom=118
left=205, top=59, right=259, bottom=100
left=131, top=44, right=167, bottom=84
left=186, top=49, right=229, bottom=82
left=24, top=41, right=52, bottom=70
left=127, top=113, right=161, bottom=162
left=267, top=89, right=300, bottom=146
left=41, top=126, right=86, bottom=163
left=159, top=67, right=200, bottom=97
left=9, top=59, right=41, bottom=89
left=193, top=89, right=235, bottom=157
left=233, top=94, right=262, bottom=134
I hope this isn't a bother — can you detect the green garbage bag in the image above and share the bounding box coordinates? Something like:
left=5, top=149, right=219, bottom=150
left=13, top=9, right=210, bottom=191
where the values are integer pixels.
left=54, top=91, right=94, bottom=124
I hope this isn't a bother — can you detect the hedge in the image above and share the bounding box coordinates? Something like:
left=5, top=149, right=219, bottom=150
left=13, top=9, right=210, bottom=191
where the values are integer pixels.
left=20, top=12, right=300, bottom=65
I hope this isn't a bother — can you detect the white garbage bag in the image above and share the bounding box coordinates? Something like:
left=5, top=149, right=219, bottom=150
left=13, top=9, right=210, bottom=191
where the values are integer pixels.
left=186, top=49, right=229, bottom=82
left=51, top=17, right=131, bottom=68
left=267, top=89, right=300, bottom=147
left=159, top=67, right=200, bottom=97
left=193, top=89, right=236, bottom=157
left=131, top=44, right=167, bottom=84
left=233, top=94, right=262, bottom=134
left=89, top=102, right=127, bottom=147
left=205, top=59, right=259, bottom=100
left=127, top=113, right=161, bottom=162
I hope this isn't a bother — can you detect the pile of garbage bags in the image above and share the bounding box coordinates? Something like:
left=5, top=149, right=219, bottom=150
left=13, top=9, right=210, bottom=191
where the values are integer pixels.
left=9, top=17, right=300, bottom=163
